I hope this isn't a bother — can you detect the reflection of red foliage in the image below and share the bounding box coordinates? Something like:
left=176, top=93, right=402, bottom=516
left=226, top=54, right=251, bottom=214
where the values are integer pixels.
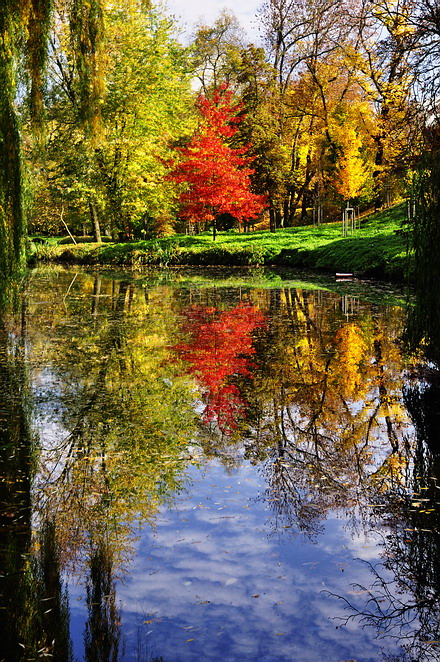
left=176, top=302, right=265, bottom=434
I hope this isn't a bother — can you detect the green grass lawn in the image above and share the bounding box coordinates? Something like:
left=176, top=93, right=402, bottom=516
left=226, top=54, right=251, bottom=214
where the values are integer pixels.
left=29, top=203, right=412, bottom=281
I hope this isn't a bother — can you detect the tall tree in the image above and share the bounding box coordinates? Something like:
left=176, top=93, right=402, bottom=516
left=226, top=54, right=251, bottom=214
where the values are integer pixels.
left=0, top=0, right=52, bottom=275
left=0, top=0, right=110, bottom=273
left=31, top=0, right=193, bottom=240
left=355, top=0, right=419, bottom=203
left=333, top=124, right=371, bottom=204
left=191, top=9, right=245, bottom=94
left=256, top=0, right=374, bottom=226
left=168, top=86, right=267, bottom=239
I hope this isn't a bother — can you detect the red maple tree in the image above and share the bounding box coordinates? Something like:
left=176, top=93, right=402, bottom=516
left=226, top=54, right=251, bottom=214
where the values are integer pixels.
left=168, top=86, right=267, bottom=239
left=175, top=302, right=266, bottom=434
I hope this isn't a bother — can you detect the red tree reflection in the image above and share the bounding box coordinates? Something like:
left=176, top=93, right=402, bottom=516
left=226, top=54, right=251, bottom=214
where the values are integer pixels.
left=176, top=302, right=265, bottom=434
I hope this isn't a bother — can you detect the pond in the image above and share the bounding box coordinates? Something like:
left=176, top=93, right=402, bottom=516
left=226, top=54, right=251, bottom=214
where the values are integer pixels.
left=0, top=266, right=439, bottom=662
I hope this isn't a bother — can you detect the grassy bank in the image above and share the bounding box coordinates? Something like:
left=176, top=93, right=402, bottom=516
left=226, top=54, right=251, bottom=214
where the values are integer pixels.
left=29, top=203, right=412, bottom=280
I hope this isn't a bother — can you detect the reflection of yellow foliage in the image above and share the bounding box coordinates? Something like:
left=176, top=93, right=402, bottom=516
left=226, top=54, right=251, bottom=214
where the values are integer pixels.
left=334, top=323, right=367, bottom=397
left=30, top=274, right=199, bottom=571
left=371, top=452, right=407, bottom=490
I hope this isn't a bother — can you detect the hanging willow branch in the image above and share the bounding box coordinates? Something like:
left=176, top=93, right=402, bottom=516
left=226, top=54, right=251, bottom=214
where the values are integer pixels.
left=25, top=0, right=53, bottom=126
left=69, top=0, right=105, bottom=135
left=0, top=0, right=105, bottom=276
left=405, top=129, right=440, bottom=362
left=0, top=0, right=52, bottom=275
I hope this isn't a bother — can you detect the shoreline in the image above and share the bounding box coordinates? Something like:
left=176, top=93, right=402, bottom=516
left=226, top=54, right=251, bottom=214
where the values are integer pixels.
left=29, top=203, right=412, bottom=283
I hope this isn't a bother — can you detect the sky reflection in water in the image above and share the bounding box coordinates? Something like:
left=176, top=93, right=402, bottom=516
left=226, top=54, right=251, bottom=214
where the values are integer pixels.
left=1, top=268, right=432, bottom=661
left=81, top=461, right=399, bottom=662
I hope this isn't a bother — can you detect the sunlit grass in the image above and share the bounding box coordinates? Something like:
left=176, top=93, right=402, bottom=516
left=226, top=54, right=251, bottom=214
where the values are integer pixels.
left=31, top=203, right=412, bottom=280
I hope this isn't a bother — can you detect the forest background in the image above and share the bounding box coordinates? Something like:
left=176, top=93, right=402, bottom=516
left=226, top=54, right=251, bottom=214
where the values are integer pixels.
left=1, top=0, right=440, bottom=279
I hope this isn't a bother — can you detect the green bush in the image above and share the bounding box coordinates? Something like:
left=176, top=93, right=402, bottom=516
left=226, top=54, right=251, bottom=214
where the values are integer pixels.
left=28, top=242, right=60, bottom=263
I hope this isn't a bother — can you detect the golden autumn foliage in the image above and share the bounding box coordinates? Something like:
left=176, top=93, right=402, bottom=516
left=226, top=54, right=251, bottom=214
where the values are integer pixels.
left=334, top=126, right=370, bottom=202
left=333, top=322, right=368, bottom=397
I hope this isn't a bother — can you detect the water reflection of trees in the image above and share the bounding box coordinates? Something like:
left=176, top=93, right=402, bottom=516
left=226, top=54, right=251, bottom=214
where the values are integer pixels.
left=234, top=287, right=412, bottom=538
left=172, top=284, right=416, bottom=543
left=322, top=370, right=440, bottom=659
left=29, top=273, right=199, bottom=569
left=227, top=284, right=440, bottom=661
left=0, top=280, right=72, bottom=660
left=3, top=270, right=438, bottom=660
left=175, top=301, right=266, bottom=436
left=84, top=541, right=121, bottom=662
left=0, top=271, right=201, bottom=660
left=317, top=269, right=440, bottom=661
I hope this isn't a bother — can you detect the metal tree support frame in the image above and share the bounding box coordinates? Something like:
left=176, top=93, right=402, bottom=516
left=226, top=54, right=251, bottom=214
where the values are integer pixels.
left=342, top=206, right=355, bottom=236
left=313, top=198, right=323, bottom=226
left=407, top=197, right=416, bottom=222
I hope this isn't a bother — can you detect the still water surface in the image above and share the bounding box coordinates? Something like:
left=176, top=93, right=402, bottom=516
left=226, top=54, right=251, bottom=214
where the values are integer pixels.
left=1, top=267, right=439, bottom=661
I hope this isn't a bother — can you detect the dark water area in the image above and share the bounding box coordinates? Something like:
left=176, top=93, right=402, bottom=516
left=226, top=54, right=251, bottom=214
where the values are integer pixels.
left=1, top=266, right=440, bottom=661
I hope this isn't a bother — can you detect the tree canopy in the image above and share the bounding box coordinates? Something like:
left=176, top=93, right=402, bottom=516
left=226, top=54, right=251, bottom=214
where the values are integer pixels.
left=167, top=86, right=267, bottom=238
left=0, top=0, right=438, bottom=271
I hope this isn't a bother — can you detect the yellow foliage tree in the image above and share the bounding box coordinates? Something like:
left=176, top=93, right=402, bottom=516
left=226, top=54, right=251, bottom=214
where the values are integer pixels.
left=334, top=126, right=369, bottom=202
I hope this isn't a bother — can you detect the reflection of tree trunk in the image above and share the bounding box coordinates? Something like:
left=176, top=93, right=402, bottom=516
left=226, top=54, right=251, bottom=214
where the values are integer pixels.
left=0, top=304, right=33, bottom=658
left=92, top=276, right=102, bottom=319
left=84, top=543, right=121, bottom=662
left=61, top=282, right=132, bottom=479
left=374, top=338, right=399, bottom=453
left=37, top=519, right=73, bottom=660
left=292, top=290, right=318, bottom=336
left=90, top=201, right=102, bottom=243
left=283, top=288, right=296, bottom=330
left=127, top=284, right=134, bottom=312
left=269, top=288, right=281, bottom=316
left=0, top=291, right=72, bottom=660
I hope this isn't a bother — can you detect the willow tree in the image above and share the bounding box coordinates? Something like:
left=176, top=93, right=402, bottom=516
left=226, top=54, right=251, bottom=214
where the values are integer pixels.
left=0, top=0, right=51, bottom=275
left=0, top=0, right=107, bottom=275
left=69, top=0, right=105, bottom=134
left=405, top=133, right=440, bottom=363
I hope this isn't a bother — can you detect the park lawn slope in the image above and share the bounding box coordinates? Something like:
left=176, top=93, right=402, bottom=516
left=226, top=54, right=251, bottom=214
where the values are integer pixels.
left=30, top=203, right=411, bottom=281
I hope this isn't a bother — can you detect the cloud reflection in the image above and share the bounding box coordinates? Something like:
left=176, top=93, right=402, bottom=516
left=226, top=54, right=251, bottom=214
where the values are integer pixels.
left=110, top=462, right=402, bottom=662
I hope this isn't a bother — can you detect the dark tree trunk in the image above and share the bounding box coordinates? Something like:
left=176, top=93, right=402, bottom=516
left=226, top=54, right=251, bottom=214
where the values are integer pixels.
left=269, top=207, right=276, bottom=233
left=89, top=201, right=102, bottom=243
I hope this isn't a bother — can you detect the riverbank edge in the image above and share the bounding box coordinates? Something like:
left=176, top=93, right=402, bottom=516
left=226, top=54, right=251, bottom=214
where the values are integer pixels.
left=29, top=204, right=412, bottom=282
